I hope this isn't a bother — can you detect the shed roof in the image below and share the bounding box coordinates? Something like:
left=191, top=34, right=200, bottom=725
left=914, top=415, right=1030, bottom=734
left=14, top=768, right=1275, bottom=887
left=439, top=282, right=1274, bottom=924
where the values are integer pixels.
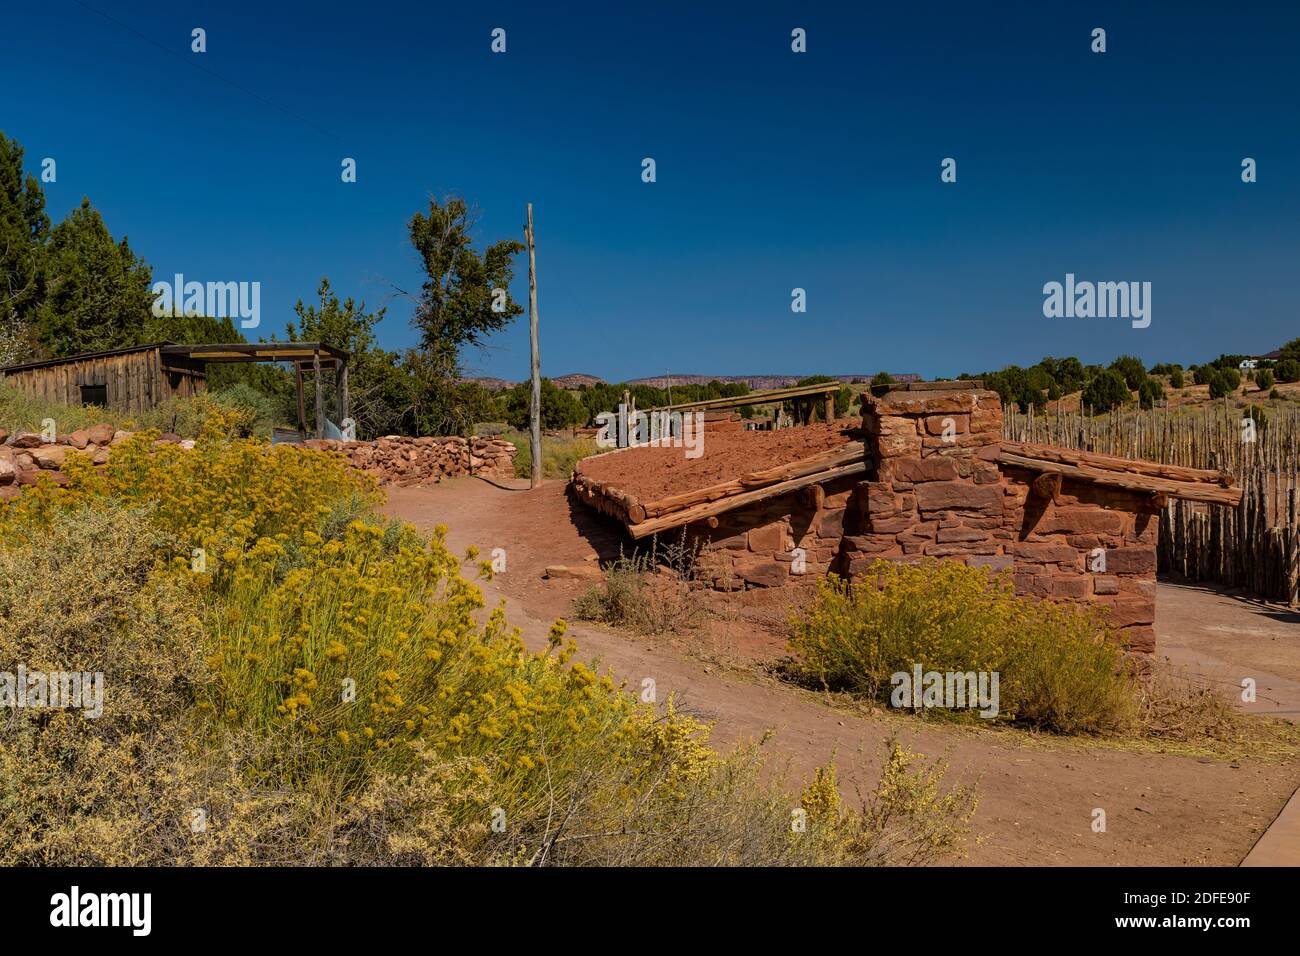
left=1, top=341, right=349, bottom=375
left=161, top=342, right=349, bottom=366
left=0, top=342, right=171, bottom=374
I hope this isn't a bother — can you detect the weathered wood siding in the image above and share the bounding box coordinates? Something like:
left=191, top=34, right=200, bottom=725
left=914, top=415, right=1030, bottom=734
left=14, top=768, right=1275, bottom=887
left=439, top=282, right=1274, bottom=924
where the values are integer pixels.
left=0, top=348, right=207, bottom=414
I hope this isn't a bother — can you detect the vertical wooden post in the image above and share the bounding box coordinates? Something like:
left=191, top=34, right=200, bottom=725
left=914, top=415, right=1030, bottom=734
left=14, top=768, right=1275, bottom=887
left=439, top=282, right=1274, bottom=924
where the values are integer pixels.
left=313, top=349, right=325, bottom=440
left=295, top=366, right=307, bottom=436
left=525, top=203, right=542, bottom=487
left=824, top=391, right=835, bottom=422
left=335, top=361, right=349, bottom=432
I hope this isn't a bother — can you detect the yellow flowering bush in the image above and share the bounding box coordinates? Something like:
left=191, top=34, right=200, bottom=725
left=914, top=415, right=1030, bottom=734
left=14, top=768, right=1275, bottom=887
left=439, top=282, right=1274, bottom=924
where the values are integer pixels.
left=0, top=432, right=378, bottom=559
left=0, top=438, right=980, bottom=865
left=788, top=559, right=1134, bottom=734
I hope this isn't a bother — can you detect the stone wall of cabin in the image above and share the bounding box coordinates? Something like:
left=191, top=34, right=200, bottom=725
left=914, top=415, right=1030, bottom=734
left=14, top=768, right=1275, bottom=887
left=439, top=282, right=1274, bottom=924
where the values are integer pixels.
left=681, top=384, right=1158, bottom=652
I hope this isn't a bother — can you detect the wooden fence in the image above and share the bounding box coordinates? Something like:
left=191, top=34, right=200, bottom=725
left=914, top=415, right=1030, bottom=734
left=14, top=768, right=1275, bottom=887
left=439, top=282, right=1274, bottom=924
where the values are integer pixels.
left=1004, top=400, right=1300, bottom=605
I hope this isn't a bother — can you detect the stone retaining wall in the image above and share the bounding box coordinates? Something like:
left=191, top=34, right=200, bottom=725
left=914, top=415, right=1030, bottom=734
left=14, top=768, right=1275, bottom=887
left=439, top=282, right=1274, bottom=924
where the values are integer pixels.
left=303, top=436, right=517, bottom=486
left=0, top=427, right=516, bottom=500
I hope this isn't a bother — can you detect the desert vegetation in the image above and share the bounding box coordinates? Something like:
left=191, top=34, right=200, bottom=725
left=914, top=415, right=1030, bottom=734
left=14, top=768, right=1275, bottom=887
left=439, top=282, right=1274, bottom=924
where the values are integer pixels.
left=0, top=432, right=977, bottom=866
left=785, top=559, right=1298, bottom=756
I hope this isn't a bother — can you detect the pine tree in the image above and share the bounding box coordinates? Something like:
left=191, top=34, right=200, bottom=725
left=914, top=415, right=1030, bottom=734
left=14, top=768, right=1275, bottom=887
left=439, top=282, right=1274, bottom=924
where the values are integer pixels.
left=0, top=131, right=50, bottom=363
left=35, top=197, right=154, bottom=355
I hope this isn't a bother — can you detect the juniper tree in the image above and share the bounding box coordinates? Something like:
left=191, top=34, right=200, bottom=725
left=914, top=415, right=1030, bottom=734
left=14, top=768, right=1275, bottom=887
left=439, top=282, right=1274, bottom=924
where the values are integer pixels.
left=0, top=131, right=49, bottom=363
left=35, top=198, right=154, bottom=356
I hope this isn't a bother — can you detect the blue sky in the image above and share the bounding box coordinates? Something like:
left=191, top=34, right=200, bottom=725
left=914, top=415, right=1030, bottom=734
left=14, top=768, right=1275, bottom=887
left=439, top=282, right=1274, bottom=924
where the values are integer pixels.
left=3, top=1, right=1297, bottom=381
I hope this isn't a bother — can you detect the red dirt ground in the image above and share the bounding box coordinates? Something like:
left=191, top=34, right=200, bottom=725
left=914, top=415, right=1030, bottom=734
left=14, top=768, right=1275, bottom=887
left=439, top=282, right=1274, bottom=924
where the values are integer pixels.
left=383, top=477, right=1300, bottom=867
left=576, top=421, right=859, bottom=501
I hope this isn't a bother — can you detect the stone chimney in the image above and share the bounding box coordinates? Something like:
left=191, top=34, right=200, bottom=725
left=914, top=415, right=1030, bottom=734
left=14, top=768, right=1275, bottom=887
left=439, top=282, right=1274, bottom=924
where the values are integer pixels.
left=843, top=382, right=1009, bottom=575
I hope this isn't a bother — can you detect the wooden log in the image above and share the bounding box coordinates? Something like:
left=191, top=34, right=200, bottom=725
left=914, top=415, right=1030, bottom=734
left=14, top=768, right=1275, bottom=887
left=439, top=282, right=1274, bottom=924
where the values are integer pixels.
left=526, top=202, right=542, bottom=488
left=998, top=451, right=1243, bottom=506
left=627, top=460, right=868, bottom=539
left=313, top=349, right=325, bottom=440
left=802, top=483, right=826, bottom=510
left=639, top=442, right=865, bottom=518
left=1002, top=440, right=1234, bottom=487
left=1030, top=471, right=1062, bottom=504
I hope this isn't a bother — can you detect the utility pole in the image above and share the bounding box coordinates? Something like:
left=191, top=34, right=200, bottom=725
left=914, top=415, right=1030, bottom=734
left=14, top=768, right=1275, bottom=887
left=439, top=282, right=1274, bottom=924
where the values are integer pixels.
left=525, top=203, right=542, bottom=488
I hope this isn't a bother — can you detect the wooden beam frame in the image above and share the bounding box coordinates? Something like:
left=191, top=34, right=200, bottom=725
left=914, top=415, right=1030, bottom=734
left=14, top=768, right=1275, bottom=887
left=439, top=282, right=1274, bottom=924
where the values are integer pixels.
left=652, top=381, right=840, bottom=415
left=999, top=450, right=1242, bottom=507
left=312, top=349, right=325, bottom=440
left=626, top=461, right=868, bottom=539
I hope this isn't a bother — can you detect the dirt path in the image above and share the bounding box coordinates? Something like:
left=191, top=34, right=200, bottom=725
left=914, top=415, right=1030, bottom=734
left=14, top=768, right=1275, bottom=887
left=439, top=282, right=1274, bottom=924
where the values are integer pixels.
left=382, top=477, right=1300, bottom=866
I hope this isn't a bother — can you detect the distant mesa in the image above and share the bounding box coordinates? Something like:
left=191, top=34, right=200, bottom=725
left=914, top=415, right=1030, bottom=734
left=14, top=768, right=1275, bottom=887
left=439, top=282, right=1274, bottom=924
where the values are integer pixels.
left=458, top=376, right=513, bottom=392
left=459, top=372, right=920, bottom=390
left=551, top=373, right=605, bottom=389
left=624, top=373, right=920, bottom=389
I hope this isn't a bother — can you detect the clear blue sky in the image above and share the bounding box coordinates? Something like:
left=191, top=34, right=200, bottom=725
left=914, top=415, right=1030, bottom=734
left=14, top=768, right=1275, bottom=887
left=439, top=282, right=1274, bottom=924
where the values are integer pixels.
left=3, top=1, right=1297, bottom=381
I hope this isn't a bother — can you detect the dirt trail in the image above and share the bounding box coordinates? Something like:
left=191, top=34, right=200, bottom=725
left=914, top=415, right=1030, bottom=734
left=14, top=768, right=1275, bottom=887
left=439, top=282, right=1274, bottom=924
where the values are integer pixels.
left=383, top=477, right=1300, bottom=867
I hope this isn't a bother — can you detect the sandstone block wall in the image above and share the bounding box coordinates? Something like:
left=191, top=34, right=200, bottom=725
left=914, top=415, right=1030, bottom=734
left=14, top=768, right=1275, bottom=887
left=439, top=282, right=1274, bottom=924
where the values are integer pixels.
left=685, top=475, right=860, bottom=589
left=677, top=384, right=1159, bottom=651
left=854, top=385, right=1156, bottom=652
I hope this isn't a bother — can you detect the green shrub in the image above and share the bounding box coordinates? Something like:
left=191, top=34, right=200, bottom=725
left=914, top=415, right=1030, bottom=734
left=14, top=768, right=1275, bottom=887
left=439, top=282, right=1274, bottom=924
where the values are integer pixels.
left=1109, top=355, right=1147, bottom=391
left=504, top=431, right=597, bottom=479
left=1169, top=368, right=1184, bottom=388
left=0, top=381, right=280, bottom=439
left=1254, top=369, right=1274, bottom=392
left=1208, top=370, right=1232, bottom=399
left=1082, top=369, right=1130, bottom=413
left=787, top=560, right=1135, bottom=734
left=574, top=551, right=704, bottom=635
left=1138, top=377, right=1164, bottom=409
left=1276, top=359, right=1300, bottom=383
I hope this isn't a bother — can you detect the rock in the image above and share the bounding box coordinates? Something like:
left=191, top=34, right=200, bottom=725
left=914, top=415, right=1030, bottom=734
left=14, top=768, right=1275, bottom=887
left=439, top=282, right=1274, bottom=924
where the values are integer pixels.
left=0, top=428, right=7, bottom=444
left=965, top=554, right=1013, bottom=572
left=1103, top=548, right=1157, bottom=574
left=733, top=555, right=791, bottom=588
left=0, top=459, right=14, bottom=484
left=87, top=423, right=116, bottom=445
left=67, top=429, right=91, bottom=449
left=747, top=523, right=786, bottom=553
left=31, top=445, right=68, bottom=469
left=894, top=456, right=960, bottom=483
left=11, top=431, right=43, bottom=449
left=1013, top=541, right=1079, bottom=565
left=1092, top=575, right=1120, bottom=595
left=914, top=480, right=1004, bottom=515
left=543, top=564, right=605, bottom=581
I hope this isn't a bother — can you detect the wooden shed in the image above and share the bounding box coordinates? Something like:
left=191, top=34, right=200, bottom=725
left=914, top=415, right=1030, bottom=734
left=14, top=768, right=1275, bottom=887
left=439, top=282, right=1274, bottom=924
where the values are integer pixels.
left=0, top=343, right=206, bottom=415
left=0, top=342, right=350, bottom=439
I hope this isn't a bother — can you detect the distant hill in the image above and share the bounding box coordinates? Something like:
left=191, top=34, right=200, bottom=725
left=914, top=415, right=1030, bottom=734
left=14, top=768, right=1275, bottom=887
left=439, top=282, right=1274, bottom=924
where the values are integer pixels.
left=551, top=373, right=604, bottom=389
left=459, top=376, right=513, bottom=392
left=462, top=372, right=920, bottom=391
left=625, top=373, right=918, bottom=389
